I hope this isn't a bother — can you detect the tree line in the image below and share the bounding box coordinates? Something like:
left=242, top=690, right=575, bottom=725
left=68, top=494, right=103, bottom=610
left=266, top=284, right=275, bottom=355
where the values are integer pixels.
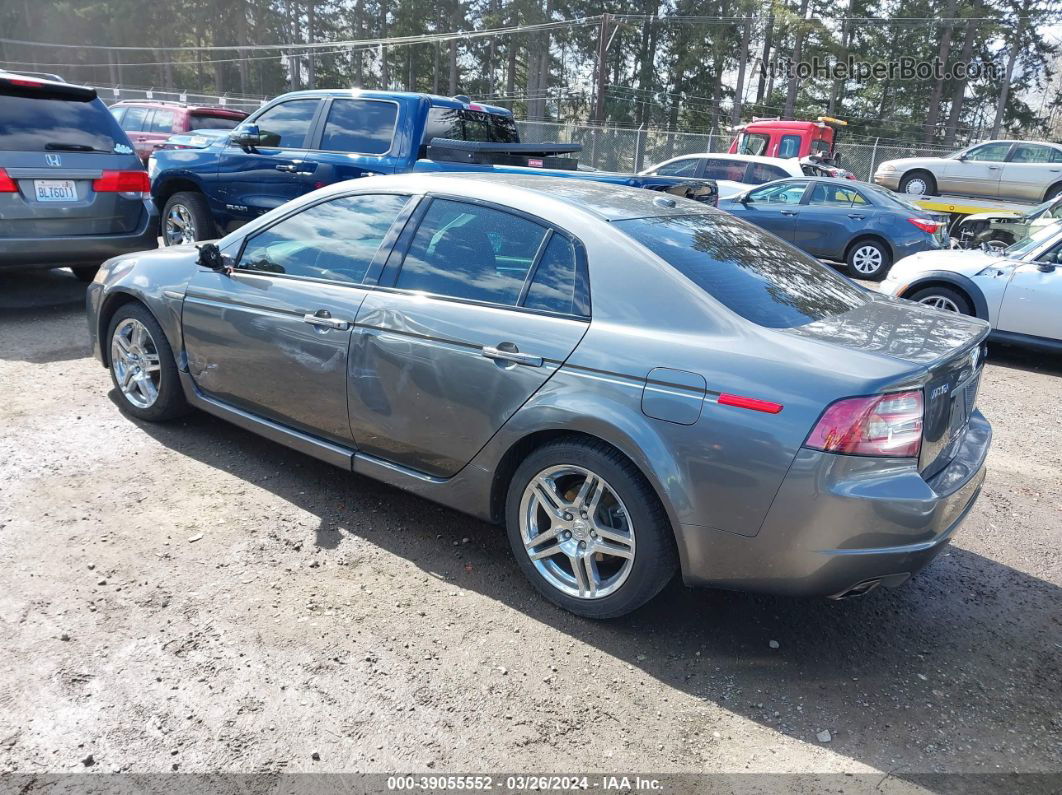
left=2, top=0, right=1060, bottom=146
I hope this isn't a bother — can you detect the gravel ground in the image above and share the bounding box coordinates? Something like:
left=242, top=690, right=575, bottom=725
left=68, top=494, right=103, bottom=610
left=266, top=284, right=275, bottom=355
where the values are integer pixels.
left=0, top=267, right=1059, bottom=782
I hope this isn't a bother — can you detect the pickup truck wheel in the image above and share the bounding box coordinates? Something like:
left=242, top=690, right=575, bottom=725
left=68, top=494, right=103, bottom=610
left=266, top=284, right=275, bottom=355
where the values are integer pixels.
left=899, top=171, right=937, bottom=197
left=162, top=192, right=214, bottom=246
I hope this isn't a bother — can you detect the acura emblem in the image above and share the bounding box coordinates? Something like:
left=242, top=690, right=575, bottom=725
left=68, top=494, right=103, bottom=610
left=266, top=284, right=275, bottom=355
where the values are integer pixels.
left=45, top=154, right=62, bottom=167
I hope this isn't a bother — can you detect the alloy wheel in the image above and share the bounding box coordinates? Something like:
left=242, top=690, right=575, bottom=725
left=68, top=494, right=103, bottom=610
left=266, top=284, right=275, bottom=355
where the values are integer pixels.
left=519, top=465, right=636, bottom=600
left=917, top=294, right=961, bottom=313
left=111, top=318, right=162, bottom=409
left=851, top=245, right=884, bottom=275
left=164, top=204, right=197, bottom=246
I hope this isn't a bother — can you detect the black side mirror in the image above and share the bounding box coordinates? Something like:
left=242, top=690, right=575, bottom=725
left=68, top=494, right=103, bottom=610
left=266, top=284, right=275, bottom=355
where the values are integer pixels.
left=740, top=194, right=752, bottom=204
left=1036, top=260, right=1057, bottom=273
left=196, top=242, right=227, bottom=271
left=231, top=124, right=262, bottom=149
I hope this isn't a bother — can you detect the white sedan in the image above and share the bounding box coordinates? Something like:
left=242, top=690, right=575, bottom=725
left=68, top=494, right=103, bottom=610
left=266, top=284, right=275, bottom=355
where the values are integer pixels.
left=640, top=153, right=811, bottom=198
left=882, top=221, right=1062, bottom=351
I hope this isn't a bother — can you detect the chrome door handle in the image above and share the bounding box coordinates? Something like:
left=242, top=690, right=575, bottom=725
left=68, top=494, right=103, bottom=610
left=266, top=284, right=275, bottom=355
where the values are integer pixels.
left=481, top=345, right=543, bottom=367
left=302, top=313, right=350, bottom=330
left=275, top=164, right=296, bottom=172
left=987, top=165, right=1000, bottom=170
left=780, top=209, right=798, bottom=216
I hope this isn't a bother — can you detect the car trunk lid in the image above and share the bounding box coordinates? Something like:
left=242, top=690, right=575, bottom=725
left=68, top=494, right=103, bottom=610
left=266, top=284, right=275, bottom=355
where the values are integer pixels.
left=784, top=294, right=990, bottom=476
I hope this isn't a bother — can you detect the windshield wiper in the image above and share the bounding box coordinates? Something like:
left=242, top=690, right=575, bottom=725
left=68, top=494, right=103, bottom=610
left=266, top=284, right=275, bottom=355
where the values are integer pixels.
left=44, top=142, right=106, bottom=152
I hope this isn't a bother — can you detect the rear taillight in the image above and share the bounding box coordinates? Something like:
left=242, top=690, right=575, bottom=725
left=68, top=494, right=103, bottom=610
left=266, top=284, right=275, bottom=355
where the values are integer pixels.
left=908, top=217, right=944, bottom=236
left=804, top=390, right=924, bottom=458
left=92, top=170, right=150, bottom=198
left=0, top=168, right=17, bottom=192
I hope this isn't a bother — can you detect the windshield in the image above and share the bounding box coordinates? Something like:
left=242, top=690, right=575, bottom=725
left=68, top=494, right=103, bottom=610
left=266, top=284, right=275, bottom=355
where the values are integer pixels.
left=0, top=93, right=130, bottom=152
left=1004, top=220, right=1062, bottom=259
left=736, top=133, right=769, bottom=156
left=189, top=113, right=243, bottom=130
left=422, top=107, right=519, bottom=146
left=614, top=213, right=869, bottom=329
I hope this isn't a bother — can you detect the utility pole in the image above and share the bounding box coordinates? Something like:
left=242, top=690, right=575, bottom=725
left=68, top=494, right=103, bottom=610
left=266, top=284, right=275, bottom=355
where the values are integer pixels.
left=593, top=13, right=611, bottom=126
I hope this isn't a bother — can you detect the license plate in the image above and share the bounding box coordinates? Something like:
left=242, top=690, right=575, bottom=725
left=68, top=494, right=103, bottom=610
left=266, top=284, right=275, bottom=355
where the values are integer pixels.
left=34, top=179, right=77, bottom=202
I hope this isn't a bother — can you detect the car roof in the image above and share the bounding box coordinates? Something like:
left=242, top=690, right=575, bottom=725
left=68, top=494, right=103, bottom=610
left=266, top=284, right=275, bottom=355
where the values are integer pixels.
left=264, top=88, right=513, bottom=117
left=319, top=172, right=715, bottom=222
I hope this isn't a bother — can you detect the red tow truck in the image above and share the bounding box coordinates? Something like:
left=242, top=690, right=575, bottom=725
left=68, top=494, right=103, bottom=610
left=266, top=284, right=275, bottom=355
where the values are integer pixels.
left=729, top=116, right=855, bottom=179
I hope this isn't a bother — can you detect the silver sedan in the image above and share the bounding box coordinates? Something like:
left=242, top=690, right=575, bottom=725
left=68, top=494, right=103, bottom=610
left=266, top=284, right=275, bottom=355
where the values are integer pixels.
left=87, top=173, right=991, bottom=618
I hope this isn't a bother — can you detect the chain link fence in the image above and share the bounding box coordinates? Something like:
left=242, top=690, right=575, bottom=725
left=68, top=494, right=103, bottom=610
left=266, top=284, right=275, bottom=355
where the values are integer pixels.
left=517, top=120, right=955, bottom=181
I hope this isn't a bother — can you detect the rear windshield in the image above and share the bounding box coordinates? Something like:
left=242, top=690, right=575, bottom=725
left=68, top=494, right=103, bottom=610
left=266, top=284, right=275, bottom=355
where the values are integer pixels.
left=614, top=213, right=869, bottom=328
left=189, top=113, right=242, bottom=130
left=422, top=107, right=519, bottom=146
left=0, top=93, right=131, bottom=153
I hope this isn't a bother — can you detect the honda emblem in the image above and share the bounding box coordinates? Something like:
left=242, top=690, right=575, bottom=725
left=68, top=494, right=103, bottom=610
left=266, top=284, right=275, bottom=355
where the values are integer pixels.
left=45, top=154, right=62, bottom=167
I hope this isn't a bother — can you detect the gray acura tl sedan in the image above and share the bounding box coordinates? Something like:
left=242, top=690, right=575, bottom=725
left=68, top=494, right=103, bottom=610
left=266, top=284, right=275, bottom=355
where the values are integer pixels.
left=86, top=173, right=992, bottom=618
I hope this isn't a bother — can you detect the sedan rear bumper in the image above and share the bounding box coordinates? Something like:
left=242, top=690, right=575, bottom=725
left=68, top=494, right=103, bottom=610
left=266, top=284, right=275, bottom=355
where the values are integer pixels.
left=0, top=205, right=158, bottom=269
left=678, top=411, right=991, bottom=596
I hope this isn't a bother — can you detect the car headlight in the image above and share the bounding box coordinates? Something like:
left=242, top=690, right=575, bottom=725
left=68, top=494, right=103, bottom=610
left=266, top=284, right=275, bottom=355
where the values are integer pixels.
left=876, top=163, right=897, bottom=173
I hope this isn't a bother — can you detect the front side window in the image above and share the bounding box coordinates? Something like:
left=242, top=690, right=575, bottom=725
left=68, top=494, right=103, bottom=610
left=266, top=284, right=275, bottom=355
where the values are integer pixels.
left=736, top=133, right=769, bottom=156
left=965, top=142, right=1012, bottom=162
left=745, top=163, right=789, bottom=184
left=147, top=109, right=176, bottom=134
left=238, top=194, right=410, bottom=282
left=653, top=158, right=701, bottom=177
left=251, top=99, right=320, bottom=148
left=320, top=99, right=397, bottom=154
left=614, top=213, right=869, bottom=328
left=120, top=106, right=149, bottom=132
left=778, top=135, right=802, bottom=158
left=395, top=199, right=549, bottom=306
left=702, top=159, right=746, bottom=182
left=746, top=181, right=808, bottom=204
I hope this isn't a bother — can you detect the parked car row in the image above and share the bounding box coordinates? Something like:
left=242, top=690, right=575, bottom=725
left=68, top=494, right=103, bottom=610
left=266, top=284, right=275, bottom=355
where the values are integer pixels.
left=108, top=99, right=247, bottom=162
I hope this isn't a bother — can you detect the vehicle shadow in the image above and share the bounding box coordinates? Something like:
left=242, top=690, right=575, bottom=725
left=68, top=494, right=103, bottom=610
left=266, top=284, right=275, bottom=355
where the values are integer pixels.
left=0, top=268, right=91, bottom=363
left=127, top=402, right=1061, bottom=779
left=987, top=341, right=1062, bottom=377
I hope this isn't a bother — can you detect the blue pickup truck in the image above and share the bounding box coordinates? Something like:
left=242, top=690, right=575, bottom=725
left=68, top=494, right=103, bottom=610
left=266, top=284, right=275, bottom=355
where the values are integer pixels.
left=148, top=89, right=716, bottom=245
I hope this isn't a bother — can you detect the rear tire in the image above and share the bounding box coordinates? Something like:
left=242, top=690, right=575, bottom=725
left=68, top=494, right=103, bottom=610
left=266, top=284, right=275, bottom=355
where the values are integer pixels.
left=1044, top=183, right=1062, bottom=202
left=908, top=285, right=974, bottom=316
left=505, top=438, right=678, bottom=619
left=106, top=302, right=190, bottom=422
left=899, top=170, right=937, bottom=197
left=71, top=265, right=100, bottom=282
left=161, top=191, right=215, bottom=246
left=846, top=238, right=892, bottom=280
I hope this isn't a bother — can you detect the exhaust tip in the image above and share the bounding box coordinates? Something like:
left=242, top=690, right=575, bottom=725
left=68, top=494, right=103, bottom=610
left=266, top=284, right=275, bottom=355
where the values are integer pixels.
left=830, top=579, right=882, bottom=600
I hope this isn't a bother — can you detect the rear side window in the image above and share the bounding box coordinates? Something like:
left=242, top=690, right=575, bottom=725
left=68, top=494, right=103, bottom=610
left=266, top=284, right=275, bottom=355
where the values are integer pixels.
left=809, top=183, right=867, bottom=206
left=746, top=162, right=789, bottom=183
left=189, top=113, right=242, bottom=130
left=252, top=99, right=319, bottom=148
left=421, top=107, right=519, bottom=146
left=147, top=109, right=176, bottom=133
left=396, top=198, right=548, bottom=306
left=238, top=194, right=410, bottom=283
left=614, top=213, right=869, bottom=328
left=320, top=99, right=397, bottom=154
left=0, top=94, right=131, bottom=153
left=524, top=234, right=589, bottom=316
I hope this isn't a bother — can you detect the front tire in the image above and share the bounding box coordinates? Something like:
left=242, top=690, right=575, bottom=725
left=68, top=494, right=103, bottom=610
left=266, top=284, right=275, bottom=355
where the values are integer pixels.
left=908, top=285, right=974, bottom=316
left=899, top=170, right=937, bottom=196
left=846, top=238, right=892, bottom=280
left=505, top=438, right=677, bottom=619
left=161, top=191, right=215, bottom=246
left=107, top=302, right=190, bottom=422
